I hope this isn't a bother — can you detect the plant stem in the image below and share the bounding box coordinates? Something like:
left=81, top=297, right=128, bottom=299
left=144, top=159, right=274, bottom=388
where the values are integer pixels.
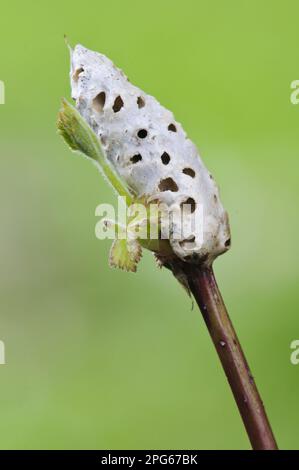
left=182, top=263, right=278, bottom=450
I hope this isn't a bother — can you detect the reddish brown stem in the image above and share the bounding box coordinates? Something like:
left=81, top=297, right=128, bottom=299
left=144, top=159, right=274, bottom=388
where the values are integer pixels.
left=183, top=264, right=278, bottom=450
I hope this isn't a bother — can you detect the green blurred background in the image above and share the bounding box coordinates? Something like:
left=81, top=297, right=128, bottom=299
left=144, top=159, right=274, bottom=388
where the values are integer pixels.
left=0, top=0, right=298, bottom=450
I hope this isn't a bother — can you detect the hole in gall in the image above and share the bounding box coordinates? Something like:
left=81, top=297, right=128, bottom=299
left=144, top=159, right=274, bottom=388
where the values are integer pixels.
left=179, top=235, right=196, bottom=247
left=137, top=129, right=148, bottom=139
left=181, top=197, right=196, bottom=213
left=168, top=123, right=177, bottom=132
left=137, top=96, right=145, bottom=108
left=112, top=95, right=124, bottom=113
left=225, top=238, right=231, bottom=247
left=161, top=152, right=170, bottom=165
left=73, top=67, right=84, bottom=82
left=130, top=154, right=142, bottom=164
left=158, top=178, right=179, bottom=192
left=183, top=168, right=195, bottom=178
left=93, top=92, right=106, bottom=112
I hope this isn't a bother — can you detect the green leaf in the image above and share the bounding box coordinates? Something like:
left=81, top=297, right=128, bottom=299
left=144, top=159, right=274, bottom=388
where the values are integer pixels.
left=57, top=99, right=134, bottom=203
left=109, top=238, right=142, bottom=273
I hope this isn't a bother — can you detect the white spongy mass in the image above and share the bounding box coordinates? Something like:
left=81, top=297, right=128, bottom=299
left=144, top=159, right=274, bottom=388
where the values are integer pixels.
left=70, top=44, right=231, bottom=264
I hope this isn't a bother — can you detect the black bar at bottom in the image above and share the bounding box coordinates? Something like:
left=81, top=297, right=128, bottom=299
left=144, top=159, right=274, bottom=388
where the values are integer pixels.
left=0, top=449, right=296, bottom=466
